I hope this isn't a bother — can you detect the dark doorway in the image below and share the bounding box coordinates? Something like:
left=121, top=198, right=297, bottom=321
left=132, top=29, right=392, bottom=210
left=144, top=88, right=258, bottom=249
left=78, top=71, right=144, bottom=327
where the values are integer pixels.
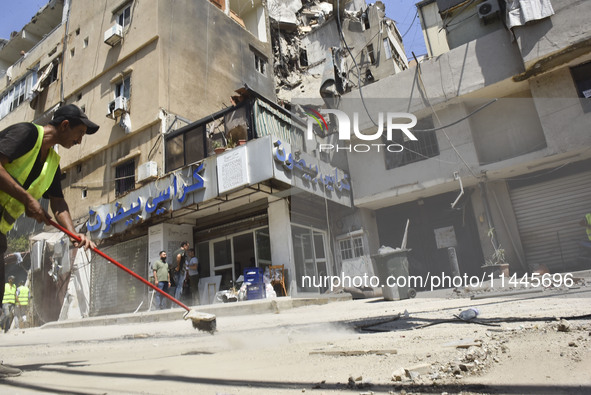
left=376, top=191, right=484, bottom=289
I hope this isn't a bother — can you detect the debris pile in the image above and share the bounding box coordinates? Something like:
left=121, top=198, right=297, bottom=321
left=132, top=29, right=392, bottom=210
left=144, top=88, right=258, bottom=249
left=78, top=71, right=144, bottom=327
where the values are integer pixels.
left=268, top=0, right=406, bottom=103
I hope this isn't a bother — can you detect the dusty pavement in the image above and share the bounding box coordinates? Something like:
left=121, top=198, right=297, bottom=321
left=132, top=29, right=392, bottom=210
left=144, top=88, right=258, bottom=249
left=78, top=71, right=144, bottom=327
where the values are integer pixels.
left=0, top=281, right=590, bottom=394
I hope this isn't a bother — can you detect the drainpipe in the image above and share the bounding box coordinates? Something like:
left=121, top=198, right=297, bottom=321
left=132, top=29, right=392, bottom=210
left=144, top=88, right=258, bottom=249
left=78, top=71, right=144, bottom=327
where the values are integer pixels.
left=59, top=0, right=72, bottom=104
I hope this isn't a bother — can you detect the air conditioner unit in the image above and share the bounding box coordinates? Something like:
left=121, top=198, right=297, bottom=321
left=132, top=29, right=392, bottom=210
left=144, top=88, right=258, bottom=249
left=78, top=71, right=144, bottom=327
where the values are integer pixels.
left=104, top=24, right=123, bottom=46
left=137, top=161, right=158, bottom=183
left=477, top=0, right=500, bottom=20
left=107, top=96, right=128, bottom=118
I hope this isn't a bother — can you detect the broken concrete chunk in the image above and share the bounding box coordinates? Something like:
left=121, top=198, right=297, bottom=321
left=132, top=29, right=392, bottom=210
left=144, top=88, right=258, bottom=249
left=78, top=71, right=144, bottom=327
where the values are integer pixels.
left=391, top=367, right=407, bottom=381
left=557, top=319, right=571, bottom=332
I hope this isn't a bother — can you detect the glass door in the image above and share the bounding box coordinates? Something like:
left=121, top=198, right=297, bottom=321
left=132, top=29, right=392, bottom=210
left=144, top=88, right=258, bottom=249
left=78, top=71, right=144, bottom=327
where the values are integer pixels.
left=292, top=225, right=329, bottom=293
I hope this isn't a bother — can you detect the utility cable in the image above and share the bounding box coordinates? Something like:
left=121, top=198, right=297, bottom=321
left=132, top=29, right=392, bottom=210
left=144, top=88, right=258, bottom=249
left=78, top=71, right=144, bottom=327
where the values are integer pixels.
left=412, top=52, right=480, bottom=179
left=401, top=10, right=419, bottom=38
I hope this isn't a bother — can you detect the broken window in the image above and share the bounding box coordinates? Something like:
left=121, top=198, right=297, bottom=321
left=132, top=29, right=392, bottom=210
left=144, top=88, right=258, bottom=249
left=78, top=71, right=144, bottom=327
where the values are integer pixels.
left=383, top=38, right=392, bottom=60
left=366, top=44, right=376, bottom=65
left=384, top=116, right=440, bottom=170
left=299, top=49, right=309, bottom=68
left=362, top=10, right=370, bottom=30
left=115, top=75, right=131, bottom=100
left=570, top=61, right=591, bottom=113
left=115, top=159, right=135, bottom=197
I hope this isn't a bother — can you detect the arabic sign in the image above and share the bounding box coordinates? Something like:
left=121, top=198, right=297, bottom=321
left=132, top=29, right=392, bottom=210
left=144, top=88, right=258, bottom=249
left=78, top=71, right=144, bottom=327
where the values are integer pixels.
left=272, top=139, right=352, bottom=207
left=87, top=162, right=208, bottom=239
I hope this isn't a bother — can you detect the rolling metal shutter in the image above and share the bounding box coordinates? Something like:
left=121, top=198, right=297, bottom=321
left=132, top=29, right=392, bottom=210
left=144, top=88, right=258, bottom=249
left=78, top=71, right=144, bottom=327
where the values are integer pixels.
left=510, top=170, right=591, bottom=272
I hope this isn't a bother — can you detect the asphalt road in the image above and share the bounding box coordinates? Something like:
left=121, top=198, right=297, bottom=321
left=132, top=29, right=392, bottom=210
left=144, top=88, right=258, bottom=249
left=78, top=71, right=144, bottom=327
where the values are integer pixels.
left=1, top=284, right=590, bottom=394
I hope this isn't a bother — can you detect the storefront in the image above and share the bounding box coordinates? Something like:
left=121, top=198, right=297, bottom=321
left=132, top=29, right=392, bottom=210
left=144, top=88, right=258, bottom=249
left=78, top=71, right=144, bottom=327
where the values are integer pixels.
left=83, top=132, right=352, bottom=314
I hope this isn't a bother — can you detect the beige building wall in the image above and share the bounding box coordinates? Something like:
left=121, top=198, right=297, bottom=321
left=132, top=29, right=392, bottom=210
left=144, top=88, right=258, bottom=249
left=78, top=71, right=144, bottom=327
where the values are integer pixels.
left=51, top=0, right=275, bottom=223
left=417, top=0, right=449, bottom=58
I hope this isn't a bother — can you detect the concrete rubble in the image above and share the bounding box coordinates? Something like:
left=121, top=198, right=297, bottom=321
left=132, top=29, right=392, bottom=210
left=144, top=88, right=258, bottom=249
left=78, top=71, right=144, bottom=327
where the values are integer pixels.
left=268, top=0, right=406, bottom=103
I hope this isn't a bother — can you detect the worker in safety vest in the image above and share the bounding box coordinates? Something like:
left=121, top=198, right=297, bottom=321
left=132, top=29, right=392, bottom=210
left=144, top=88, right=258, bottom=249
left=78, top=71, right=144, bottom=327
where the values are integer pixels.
left=0, top=275, right=16, bottom=332
left=580, top=213, right=591, bottom=248
left=15, top=280, right=30, bottom=329
left=0, top=104, right=99, bottom=377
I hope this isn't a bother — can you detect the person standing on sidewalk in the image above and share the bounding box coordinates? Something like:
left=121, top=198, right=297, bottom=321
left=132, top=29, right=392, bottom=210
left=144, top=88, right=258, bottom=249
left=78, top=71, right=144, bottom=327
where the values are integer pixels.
left=15, top=280, right=30, bottom=329
left=187, top=248, right=200, bottom=305
left=0, top=275, right=16, bottom=332
left=152, top=251, right=170, bottom=309
left=173, top=242, right=189, bottom=301
left=0, top=103, right=99, bottom=377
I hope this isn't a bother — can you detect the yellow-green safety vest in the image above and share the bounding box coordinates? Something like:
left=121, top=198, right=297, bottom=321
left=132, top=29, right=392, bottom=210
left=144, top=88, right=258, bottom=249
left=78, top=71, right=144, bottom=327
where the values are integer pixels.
left=17, top=285, right=29, bottom=306
left=2, top=283, right=16, bottom=304
left=0, top=124, right=60, bottom=234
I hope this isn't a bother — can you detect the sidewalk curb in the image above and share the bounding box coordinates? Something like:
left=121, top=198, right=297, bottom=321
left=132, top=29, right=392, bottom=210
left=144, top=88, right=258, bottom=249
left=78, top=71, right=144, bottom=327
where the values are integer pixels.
left=40, top=294, right=352, bottom=330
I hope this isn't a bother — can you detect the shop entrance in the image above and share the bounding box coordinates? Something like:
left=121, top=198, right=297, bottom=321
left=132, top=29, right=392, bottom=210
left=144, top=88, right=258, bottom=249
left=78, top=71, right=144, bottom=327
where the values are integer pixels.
left=203, top=227, right=271, bottom=291
left=292, top=225, right=329, bottom=293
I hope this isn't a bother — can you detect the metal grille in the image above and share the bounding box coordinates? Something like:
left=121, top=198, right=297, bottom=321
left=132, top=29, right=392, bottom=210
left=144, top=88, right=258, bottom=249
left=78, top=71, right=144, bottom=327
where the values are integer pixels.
left=90, top=236, right=149, bottom=316
left=115, top=159, right=135, bottom=197
left=384, top=116, right=439, bottom=169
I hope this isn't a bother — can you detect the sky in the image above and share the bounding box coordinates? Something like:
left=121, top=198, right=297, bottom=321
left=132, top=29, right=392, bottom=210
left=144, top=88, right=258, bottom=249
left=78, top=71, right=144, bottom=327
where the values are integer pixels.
left=0, top=0, right=427, bottom=57
left=382, top=0, right=428, bottom=58
left=0, top=0, right=49, bottom=40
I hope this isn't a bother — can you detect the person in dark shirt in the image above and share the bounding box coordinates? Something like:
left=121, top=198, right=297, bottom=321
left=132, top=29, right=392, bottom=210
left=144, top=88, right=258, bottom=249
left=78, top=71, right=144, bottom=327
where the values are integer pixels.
left=0, top=104, right=99, bottom=377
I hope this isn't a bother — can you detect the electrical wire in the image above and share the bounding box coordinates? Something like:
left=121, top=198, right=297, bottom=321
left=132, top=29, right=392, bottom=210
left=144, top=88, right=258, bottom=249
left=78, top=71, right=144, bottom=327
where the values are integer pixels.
left=400, top=10, right=418, bottom=38
left=411, top=99, right=498, bottom=132
left=412, top=54, right=480, bottom=179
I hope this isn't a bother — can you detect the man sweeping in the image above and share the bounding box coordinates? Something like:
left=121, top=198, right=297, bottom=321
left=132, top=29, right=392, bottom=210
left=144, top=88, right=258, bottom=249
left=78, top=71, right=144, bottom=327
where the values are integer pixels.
left=0, top=104, right=99, bottom=377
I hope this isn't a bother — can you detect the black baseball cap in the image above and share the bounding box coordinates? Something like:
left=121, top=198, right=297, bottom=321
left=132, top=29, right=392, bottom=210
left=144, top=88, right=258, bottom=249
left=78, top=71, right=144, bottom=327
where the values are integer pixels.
left=53, top=104, right=100, bottom=135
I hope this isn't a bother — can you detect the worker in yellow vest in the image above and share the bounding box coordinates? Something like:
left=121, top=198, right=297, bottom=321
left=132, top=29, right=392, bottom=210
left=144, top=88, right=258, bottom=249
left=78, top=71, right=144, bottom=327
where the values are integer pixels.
left=0, top=104, right=100, bottom=378
left=15, top=280, right=30, bottom=329
left=1, top=275, right=16, bottom=333
left=580, top=213, right=591, bottom=251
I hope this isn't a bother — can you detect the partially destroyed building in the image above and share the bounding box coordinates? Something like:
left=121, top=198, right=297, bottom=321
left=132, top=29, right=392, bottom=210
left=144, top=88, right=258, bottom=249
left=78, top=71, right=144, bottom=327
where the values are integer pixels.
left=327, top=0, right=591, bottom=282
left=0, top=0, right=408, bottom=320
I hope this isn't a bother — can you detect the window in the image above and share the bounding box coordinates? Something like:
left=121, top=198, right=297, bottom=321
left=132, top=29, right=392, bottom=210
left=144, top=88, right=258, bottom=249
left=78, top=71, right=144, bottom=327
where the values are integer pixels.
left=383, top=38, right=392, bottom=60
left=165, top=125, right=206, bottom=172
left=115, top=159, right=135, bottom=196
left=384, top=115, right=440, bottom=170
left=83, top=37, right=89, bottom=48
left=0, top=70, right=37, bottom=119
left=116, top=76, right=131, bottom=99
left=366, top=44, right=376, bottom=65
left=571, top=61, right=591, bottom=113
left=254, top=52, right=267, bottom=75
left=70, top=48, right=75, bottom=58
left=117, top=5, right=132, bottom=29
left=339, top=235, right=364, bottom=261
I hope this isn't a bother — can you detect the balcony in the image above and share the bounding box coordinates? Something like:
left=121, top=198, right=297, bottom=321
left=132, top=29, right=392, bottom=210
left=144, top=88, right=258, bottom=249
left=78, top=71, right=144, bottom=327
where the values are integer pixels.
left=164, top=89, right=305, bottom=173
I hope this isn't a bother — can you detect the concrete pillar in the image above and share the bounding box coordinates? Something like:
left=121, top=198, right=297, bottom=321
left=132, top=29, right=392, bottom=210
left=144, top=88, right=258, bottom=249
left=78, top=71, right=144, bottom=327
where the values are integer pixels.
left=268, top=199, right=296, bottom=295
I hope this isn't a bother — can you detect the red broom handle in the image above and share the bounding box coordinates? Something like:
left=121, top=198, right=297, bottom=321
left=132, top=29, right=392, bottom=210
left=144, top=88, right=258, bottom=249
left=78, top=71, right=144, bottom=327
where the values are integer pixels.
left=49, top=219, right=191, bottom=312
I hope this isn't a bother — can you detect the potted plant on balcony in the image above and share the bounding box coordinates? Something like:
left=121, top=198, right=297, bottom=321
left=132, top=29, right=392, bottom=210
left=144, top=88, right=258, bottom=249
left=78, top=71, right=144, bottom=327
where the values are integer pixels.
left=213, top=140, right=226, bottom=154
left=481, top=228, right=510, bottom=277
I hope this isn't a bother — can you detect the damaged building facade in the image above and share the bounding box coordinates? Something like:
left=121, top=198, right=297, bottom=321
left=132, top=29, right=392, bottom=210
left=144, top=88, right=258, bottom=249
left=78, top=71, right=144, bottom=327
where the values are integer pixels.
left=3, top=0, right=587, bottom=324
left=0, top=0, right=406, bottom=321
left=325, top=0, right=591, bottom=282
